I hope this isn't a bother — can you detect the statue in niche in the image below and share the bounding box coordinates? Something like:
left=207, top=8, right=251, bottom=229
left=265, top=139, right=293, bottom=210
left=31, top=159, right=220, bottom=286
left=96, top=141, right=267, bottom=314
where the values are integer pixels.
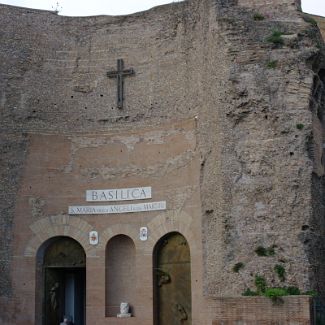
left=49, top=282, right=59, bottom=311
left=60, top=315, right=74, bottom=325
left=157, top=269, right=171, bottom=287
left=176, top=303, right=188, bottom=321
left=120, top=302, right=129, bottom=314
left=117, top=302, right=131, bottom=318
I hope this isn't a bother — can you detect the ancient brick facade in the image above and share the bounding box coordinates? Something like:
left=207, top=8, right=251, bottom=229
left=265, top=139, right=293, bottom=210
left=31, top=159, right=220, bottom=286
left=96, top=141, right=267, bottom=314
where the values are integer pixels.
left=0, top=0, right=325, bottom=324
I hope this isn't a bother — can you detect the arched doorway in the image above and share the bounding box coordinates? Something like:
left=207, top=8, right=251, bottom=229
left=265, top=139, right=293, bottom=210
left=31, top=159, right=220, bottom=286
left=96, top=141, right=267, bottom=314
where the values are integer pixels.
left=153, top=232, right=191, bottom=325
left=37, top=237, right=86, bottom=325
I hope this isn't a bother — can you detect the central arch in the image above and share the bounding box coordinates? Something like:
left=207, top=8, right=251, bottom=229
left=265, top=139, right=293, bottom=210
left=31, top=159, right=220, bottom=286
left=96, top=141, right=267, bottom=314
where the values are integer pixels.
left=36, top=236, right=86, bottom=325
left=153, top=232, right=192, bottom=325
left=105, top=234, right=136, bottom=317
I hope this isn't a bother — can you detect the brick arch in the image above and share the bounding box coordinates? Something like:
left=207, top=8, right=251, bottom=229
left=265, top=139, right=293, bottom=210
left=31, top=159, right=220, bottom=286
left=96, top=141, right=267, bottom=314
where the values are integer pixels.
left=99, top=210, right=195, bottom=254
left=99, top=223, right=139, bottom=252
left=24, top=214, right=95, bottom=257
left=145, top=209, right=195, bottom=254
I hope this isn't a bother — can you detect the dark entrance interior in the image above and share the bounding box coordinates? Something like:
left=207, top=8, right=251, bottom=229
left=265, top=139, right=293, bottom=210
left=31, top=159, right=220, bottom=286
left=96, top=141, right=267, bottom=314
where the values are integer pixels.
left=38, top=237, right=86, bottom=325
left=153, top=232, right=192, bottom=325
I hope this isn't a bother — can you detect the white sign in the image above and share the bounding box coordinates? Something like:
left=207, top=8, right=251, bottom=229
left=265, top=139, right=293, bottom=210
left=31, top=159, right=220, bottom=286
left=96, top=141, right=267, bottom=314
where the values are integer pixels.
left=89, top=231, right=99, bottom=245
left=69, top=201, right=166, bottom=215
left=139, top=227, right=148, bottom=241
left=86, top=187, right=151, bottom=202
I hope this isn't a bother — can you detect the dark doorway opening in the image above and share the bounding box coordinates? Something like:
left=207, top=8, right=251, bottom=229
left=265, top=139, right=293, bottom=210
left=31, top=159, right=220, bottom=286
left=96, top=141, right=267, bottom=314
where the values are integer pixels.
left=36, top=237, right=86, bottom=325
left=44, top=267, right=85, bottom=325
left=153, top=232, right=192, bottom=325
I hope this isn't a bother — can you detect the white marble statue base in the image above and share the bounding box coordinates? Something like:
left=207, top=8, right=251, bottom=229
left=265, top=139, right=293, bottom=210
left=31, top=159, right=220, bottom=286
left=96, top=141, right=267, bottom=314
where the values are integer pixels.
left=117, top=313, right=131, bottom=318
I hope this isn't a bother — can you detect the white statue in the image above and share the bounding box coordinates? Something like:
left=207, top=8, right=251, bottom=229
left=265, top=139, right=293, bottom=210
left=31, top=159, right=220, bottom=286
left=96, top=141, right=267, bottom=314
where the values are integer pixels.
left=117, top=302, right=131, bottom=318
left=60, top=315, right=73, bottom=325
left=120, top=302, right=129, bottom=314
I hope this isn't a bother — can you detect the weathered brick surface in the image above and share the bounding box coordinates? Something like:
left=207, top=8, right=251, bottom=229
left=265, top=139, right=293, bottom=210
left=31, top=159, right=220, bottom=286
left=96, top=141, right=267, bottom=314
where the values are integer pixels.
left=0, top=0, right=325, bottom=324
left=211, top=296, right=312, bottom=325
left=0, top=133, right=28, bottom=296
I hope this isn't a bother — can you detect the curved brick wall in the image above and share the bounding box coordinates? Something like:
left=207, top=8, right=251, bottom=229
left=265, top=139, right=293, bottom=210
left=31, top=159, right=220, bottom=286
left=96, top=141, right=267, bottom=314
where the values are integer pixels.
left=0, top=0, right=325, bottom=324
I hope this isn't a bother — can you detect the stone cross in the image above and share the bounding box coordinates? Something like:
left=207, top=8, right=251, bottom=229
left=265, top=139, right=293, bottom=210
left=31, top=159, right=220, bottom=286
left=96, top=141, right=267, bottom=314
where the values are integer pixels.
left=107, top=59, right=135, bottom=109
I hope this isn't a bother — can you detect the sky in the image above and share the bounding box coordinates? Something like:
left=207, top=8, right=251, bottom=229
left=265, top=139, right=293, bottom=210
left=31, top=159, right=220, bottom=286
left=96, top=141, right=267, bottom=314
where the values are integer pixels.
left=0, top=0, right=324, bottom=17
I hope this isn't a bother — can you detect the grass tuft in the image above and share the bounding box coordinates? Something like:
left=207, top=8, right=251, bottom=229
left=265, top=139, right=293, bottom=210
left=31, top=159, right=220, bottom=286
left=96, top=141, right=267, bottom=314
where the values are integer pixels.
left=255, top=275, right=267, bottom=294
left=242, top=288, right=258, bottom=296
left=254, top=13, right=265, bottom=21
left=274, top=264, right=286, bottom=282
left=267, top=60, right=278, bottom=69
left=255, top=245, right=276, bottom=257
left=266, top=30, right=284, bottom=46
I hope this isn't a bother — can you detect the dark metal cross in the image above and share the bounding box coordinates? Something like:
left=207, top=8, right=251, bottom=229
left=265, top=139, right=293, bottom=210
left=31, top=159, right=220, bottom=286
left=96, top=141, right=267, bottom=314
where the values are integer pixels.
left=107, top=59, right=135, bottom=109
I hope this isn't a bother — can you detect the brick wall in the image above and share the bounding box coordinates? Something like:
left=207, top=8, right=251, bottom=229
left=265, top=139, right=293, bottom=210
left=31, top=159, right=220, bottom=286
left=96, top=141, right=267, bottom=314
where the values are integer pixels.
left=211, top=296, right=312, bottom=325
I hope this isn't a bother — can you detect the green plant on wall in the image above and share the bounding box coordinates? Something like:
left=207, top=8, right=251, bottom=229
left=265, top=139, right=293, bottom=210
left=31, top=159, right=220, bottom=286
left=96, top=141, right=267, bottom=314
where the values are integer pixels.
left=286, top=286, right=301, bottom=295
left=255, top=245, right=276, bottom=256
left=242, top=288, right=258, bottom=296
left=240, top=246, right=317, bottom=303
left=255, top=275, right=267, bottom=294
left=242, top=275, right=313, bottom=304
left=266, top=30, right=284, bottom=46
left=253, top=13, right=265, bottom=21
left=305, top=290, right=317, bottom=297
left=266, top=60, right=278, bottom=69
left=264, top=287, right=287, bottom=304
left=274, top=264, right=286, bottom=282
